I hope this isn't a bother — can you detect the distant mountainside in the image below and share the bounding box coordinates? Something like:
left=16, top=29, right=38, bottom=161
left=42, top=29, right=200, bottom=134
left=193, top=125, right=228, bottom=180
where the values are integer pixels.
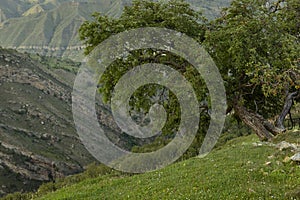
left=0, top=0, right=230, bottom=61
left=0, top=47, right=126, bottom=197
left=0, top=0, right=128, bottom=61
left=0, top=0, right=68, bottom=21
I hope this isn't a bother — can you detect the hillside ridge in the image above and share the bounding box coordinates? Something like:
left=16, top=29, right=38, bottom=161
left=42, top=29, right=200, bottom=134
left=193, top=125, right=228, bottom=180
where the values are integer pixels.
left=0, top=0, right=231, bottom=61
left=0, top=48, right=126, bottom=197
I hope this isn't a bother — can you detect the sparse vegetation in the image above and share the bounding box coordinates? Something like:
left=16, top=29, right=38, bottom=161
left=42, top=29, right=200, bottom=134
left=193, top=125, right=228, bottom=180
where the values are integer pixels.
left=29, top=53, right=81, bottom=74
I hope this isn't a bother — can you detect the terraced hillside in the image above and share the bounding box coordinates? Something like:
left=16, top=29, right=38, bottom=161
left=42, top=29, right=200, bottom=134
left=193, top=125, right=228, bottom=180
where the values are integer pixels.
left=0, top=0, right=230, bottom=61
left=0, top=0, right=128, bottom=61
left=0, top=48, right=125, bottom=197
left=0, top=0, right=113, bottom=21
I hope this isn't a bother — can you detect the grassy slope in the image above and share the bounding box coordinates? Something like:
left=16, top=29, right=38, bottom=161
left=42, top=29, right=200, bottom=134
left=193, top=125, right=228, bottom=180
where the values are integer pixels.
left=35, top=133, right=300, bottom=200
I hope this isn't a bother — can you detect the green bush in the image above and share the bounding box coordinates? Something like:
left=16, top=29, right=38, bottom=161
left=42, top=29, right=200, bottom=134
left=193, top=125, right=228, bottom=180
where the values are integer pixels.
left=36, top=182, right=56, bottom=196
left=1, top=192, right=32, bottom=200
left=84, top=163, right=114, bottom=178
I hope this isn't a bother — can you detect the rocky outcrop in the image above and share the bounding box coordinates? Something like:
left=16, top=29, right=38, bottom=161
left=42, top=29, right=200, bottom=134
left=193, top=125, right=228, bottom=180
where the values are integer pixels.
left=0, top=54, right=71, bottom=102
left=0, top=49, right=94, bottom=196
left=0, top=141, right=81, bottom=181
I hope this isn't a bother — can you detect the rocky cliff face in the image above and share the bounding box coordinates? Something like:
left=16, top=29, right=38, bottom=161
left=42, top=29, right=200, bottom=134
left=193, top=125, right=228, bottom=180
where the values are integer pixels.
left=0, top=48, right=123, bottom=197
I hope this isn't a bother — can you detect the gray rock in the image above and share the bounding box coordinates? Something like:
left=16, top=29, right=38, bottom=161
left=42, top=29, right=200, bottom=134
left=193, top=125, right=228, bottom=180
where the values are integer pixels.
left=276, top=141, right=298, bottom=151
left=291, top=153, right=300, bottom=162
left=252, top=141, right=275, bottom=147
left=4, top=57, right=11, bottom=62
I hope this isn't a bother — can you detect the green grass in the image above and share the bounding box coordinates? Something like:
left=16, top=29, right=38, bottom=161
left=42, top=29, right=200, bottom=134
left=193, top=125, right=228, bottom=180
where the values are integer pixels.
left=30, top=133, right=300, bottom=200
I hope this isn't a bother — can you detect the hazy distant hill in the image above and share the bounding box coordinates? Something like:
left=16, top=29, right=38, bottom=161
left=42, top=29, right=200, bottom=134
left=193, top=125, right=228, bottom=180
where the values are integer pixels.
left=0, top=0, right=230, bottom=61
left=0, top=0, right=69, bottom=21
left=0, top=0, right=128, bottom=61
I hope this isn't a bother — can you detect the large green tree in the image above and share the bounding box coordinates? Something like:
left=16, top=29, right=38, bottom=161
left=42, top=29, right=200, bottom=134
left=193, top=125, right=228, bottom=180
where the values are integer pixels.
left=79, top=0, right=299, bottom=144
left=79, top=0, right=209, bottom=156
left=204, top=0, right=299, bottom=140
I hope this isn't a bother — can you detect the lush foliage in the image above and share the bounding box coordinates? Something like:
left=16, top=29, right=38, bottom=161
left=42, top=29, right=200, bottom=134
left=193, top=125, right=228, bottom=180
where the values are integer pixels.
left=79, top=0, right=210, bottom=155
left=79, top=0, right=299, bottom=142
left=204, top=0, right=300, bottom=118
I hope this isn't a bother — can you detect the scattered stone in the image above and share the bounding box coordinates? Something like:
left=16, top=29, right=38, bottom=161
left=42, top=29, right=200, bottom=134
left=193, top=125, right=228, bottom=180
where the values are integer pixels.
left=252, top=142, right=263, bottom=147
left=252, top=141, right=275, bottom=147
left=8, top=100, right=17, bottom=104
left=41, top=133, right=50, bottom=140
left=17, top=109, right=27, bottom=115
left=264, top=161, right=271, bottom=166
left=291, top=153, right=300, bottom=162
left=248, top=188, right=256, bottom=193
left=276, top=141, right=298, bottom=151
left=247, top=161, right=253, bottom=164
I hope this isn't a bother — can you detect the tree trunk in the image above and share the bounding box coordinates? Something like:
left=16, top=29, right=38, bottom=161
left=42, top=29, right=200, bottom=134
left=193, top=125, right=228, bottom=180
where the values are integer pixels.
left=277, top=91, right=299, bottom=130
left=234, top=104, right=282, bottom=141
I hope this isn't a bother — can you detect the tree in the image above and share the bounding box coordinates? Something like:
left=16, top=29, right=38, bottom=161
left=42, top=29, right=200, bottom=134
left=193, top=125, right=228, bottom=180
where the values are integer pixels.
left=79, top=0, right=299, bottom=145
left=79, top=0, right=209, bottom=156
left=204, top=0, right=300, bottom=140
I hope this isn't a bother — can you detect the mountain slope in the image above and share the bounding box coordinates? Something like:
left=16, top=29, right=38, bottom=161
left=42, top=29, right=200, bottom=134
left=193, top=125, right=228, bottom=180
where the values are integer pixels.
left=0, top=0, right=70, bottom=22
left=0, top=1, right=126, bottom=61
left=0, top=48, right=124, bottom=197
left=22, top=4, right=45, bottom=16
left=0, top=0, right=230, bottom=61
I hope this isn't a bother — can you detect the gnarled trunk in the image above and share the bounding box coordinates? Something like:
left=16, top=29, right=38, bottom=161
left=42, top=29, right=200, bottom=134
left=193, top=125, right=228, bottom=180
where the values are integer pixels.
left=234, top=104, right=283, bottom=141
left=276, top=91, right=299, bottom=130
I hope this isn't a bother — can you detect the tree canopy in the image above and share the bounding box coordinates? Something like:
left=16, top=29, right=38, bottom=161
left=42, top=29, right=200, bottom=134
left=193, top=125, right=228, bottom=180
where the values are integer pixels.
left=79, top=0, right=300, bottom=147
left=204, top=0, right=299, bottom=139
